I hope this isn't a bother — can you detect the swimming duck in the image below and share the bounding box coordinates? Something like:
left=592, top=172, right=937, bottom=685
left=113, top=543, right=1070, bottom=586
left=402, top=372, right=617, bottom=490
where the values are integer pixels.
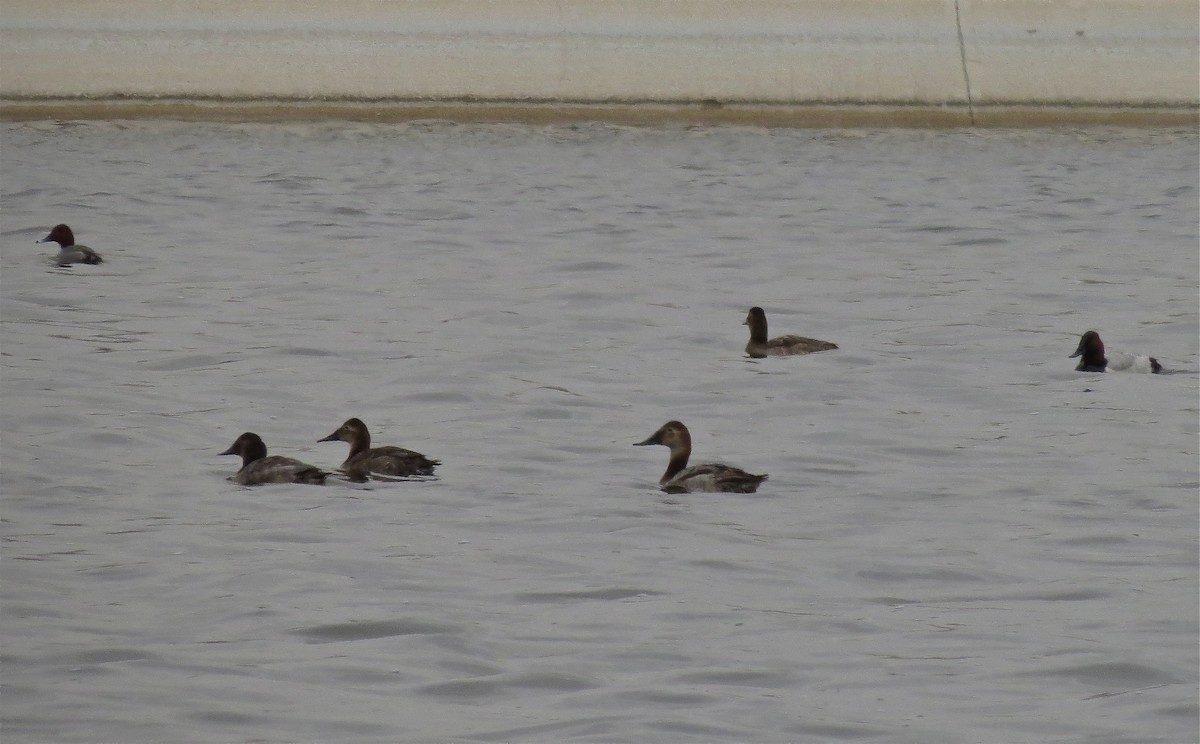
left=220, top=432, right=328, bottom=486
left=318, top=418, right=439, bottom=478
left=634, top=420, right=768, bottom=494
left=744, top=306, right=836, bottom=358
left=1070, top=331, right=1162, bottom=374
left=38, top=224, right=103, bottom=266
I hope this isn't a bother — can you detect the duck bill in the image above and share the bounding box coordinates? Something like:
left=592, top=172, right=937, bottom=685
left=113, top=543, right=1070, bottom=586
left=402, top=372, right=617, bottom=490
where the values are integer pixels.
left=634, top=434, right=661, bottom=447
left=218, top=445, right=237, bottom=456
left=1068, top=342, right=1085, bottom=359
left=317, top=431, right=341, bottom=443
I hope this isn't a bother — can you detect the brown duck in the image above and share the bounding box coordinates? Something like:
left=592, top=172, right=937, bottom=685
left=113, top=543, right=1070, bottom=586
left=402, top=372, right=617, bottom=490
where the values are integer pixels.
left=744, top=306, right=836, bottom=358
left=220, top=432, right=328, bottom=486
left=635, top=420, right=767, bottom=494
left=319, top=418, right=439, bottom=478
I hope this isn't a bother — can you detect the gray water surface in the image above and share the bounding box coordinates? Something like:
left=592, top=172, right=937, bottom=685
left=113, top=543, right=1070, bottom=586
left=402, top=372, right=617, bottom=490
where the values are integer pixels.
left=2, top=122, right=1197, bottom=743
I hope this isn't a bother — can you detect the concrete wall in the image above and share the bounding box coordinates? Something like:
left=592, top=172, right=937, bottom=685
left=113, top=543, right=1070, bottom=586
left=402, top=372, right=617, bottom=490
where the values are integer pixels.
left=1, top=1, right=1196, bottom=114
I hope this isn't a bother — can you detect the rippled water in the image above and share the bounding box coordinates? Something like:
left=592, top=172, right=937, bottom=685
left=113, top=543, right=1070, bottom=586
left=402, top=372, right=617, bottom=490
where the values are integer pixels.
left=1, top=121, right=1197, bottom=743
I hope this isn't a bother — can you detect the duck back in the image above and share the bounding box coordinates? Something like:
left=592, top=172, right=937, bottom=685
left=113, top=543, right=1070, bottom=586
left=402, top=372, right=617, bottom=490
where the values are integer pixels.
left=664, top=463, right=768, bottom=494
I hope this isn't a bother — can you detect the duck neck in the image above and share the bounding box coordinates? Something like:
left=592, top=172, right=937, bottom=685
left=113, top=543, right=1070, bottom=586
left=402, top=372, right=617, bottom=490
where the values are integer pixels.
left=243, top=442, right=267, bottom=467
left=748, top=319, right=768, bottom=344
left=347, top=433, right=370, bottom=458
left=1080, top=341, right=1107, bottom=370
left=662, top=450, right=690, bottom=483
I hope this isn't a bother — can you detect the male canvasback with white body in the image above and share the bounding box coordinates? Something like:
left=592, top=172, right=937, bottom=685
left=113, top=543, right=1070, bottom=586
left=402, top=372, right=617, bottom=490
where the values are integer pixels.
left=744, top=306, right=836, bottom=358
left=634, top=420, right=768, bottom=494
left=318, top=418, right=439, bottom=478
left=38, top=224, right=103, bottom=266
left=220, top=432, right=328, bottom=486
left=1070, top=330, right=1163, bottom=374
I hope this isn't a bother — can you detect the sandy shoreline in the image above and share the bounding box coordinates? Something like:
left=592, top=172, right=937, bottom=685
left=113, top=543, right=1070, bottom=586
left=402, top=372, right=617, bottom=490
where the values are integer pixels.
left=4, top=1, right=1196, bottom=112
left=2, top=99, right=1196, bottom=128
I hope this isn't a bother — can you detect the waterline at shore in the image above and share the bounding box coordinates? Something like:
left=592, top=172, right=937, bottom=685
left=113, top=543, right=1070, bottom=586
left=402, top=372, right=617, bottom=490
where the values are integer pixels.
left=2, top=99, right=1196, bottom=128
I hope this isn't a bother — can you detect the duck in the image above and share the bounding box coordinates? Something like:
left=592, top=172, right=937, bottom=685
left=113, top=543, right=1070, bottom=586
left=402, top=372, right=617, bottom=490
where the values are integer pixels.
left=38, top=224, right=103, bottom=266
left=219, top=432, right=328, bottom=486
left=634, top=420, right=768, bottom=494
left=744, top=306, right=836, bottom=358
left=1070, top=330, right=1163, bottom=374
left=318, top=417, right=439, bottom=478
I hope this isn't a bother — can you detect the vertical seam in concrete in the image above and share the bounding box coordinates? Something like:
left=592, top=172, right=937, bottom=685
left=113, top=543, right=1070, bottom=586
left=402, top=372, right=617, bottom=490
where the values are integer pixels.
left=556, top=0, right=569, bottom=95
left=954, top=0, right=977, bottom=125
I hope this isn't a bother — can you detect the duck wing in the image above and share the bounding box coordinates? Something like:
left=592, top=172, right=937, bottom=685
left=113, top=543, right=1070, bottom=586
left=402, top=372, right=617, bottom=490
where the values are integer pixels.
left=236, top=456, right=328, bottom=485
left=664, top=463, right=768, bottom=494
left=346, top=446, right=439, bottom=477
left=766, top=335, right=837, bottom=354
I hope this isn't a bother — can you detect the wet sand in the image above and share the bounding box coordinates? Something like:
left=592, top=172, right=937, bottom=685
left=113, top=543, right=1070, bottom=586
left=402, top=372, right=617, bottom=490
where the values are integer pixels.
left=2, top=99, right=1197, bottom=128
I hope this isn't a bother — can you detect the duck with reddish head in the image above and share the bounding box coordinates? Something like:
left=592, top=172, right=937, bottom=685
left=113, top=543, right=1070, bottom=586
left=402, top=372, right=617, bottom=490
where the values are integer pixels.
left=319, top=418, right=439, bottom=479
left=39, top=224, right=103, bottom=266
left=635, top=420, right=767, bottom=494
left=1070, top=331, right=1162, bottom=374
